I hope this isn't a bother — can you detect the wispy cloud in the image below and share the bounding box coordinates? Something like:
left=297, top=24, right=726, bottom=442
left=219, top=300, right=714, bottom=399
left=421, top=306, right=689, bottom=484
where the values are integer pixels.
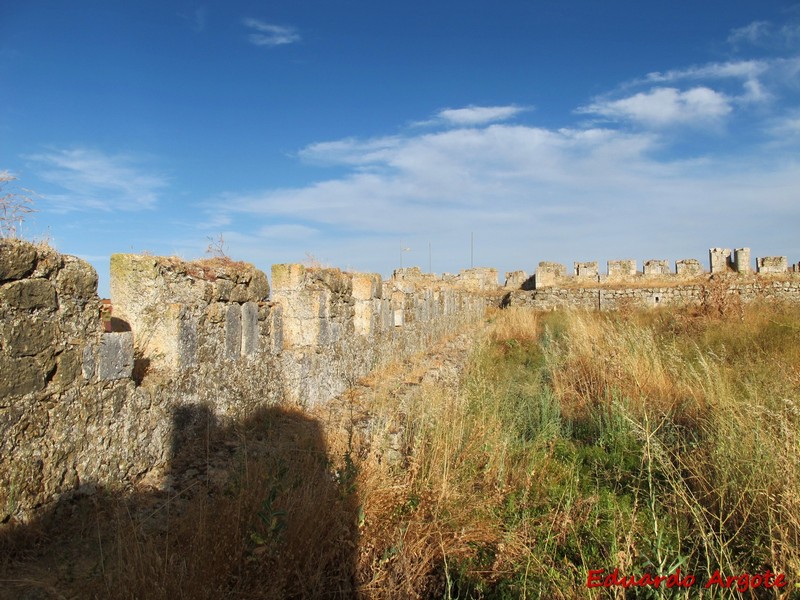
left=179, top=7, right=208, bottom=33
left=728, top=18, right=800, bottom=50
left=414, top=105, right=529, bottom=128
left=242, top=18, right=300, bottom=47
left=437, top=105, right=527, bottom=126
left=203, top=33, right=800, bottom=275
left=579, top=87, right=732, bottom=127
left=644, top=59, right=769, bottom=84
left=174, top=19, right=800, bottom=274
left=205, top=111, right=800, bottom=276
left=25, top=147, right=167, bottom=212
left=728, top=21, right=773, bottom=47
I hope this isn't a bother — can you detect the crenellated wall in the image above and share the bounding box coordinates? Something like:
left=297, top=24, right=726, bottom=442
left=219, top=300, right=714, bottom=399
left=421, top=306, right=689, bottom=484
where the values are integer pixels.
left=526, top=247, right=798, bottom=290
left=2, top=239, right=799, bottom=523
left=504, top=279, right=800, bottom=311
left=504, top=246, right=800, bottom=310
left=1, top=241, right=491, bottom=522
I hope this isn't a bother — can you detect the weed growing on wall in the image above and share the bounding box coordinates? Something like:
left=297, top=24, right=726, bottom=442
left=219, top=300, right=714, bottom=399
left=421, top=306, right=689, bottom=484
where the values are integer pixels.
left=0, top=171, right=36, bottom=239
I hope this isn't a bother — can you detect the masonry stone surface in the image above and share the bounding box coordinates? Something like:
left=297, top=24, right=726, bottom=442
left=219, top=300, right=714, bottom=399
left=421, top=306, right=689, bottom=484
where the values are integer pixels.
left=758, top=256, right=788, bottom=273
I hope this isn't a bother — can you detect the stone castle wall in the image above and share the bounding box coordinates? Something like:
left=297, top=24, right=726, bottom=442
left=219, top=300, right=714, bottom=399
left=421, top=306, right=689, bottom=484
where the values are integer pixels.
left=1, top=241, right=162, bottom=524
left=2, top=239, right=799, bottom=523
left=504, top=279, right=800, bottom=311
left=523, top=247, right=797, bottom=290
left=503, top=246, right=800, bottom=310
left=1, top=241, right=491, bottom=522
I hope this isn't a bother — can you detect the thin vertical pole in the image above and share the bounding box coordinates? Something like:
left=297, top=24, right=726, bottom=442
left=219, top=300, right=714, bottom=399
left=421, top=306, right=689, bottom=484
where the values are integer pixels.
left=429, top=242, right=432, bottom=274
left=470, top=232, right=474, bottom=269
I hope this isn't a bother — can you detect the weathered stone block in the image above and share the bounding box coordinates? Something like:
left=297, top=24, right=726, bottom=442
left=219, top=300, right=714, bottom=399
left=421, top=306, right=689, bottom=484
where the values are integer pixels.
left=354, top=301, right=374, bottom=336
left=82, top=345, right=95, bottom=379
left=536, top=262, right=566, bottom=289
left=271, top=263, right=306, bottom=292
left=270, top=304, right=284, bottom=354
left=352, top=273, right=381, bottom=301
left=0, top=355, right=48, bottom=396
left=709, top=248, right=732, bottom=273
left=607, top=260, right=637, bottom=278
left=0, top=239, right=37, bottom=281
left=52, top=348, right=81, bottom=389
left=574, top=262, right=598, bottom=278
left=457, top=268, right=499, bottom=290
left=55, top=257, right=98, bottom=303
left=225, top=304, right=242, bottom=360
left=676, top=259, right=704, bottom=277
left=311, top=269, right=352, bottom=296
left=213, top=278, right=234, bottom=302
left=734, top=248, right=751, bottom=273
left=0, top=278, right=57, bottom=311
left=757, top=256, right=788, bottom=273
left=241, top=302, right=259, bottom=356
left=1, top=316, right=59, bottom=357
left=643, top=260, right=670, bottom=276
left=97, top=332, right=134, bottom=380
left=393, top=267, right=423, bottom=280
left=177, top=316, right=198, bottom=368
left=247, top=269, right=270, bottom=301
left=504, top=270, right=528, bottom=289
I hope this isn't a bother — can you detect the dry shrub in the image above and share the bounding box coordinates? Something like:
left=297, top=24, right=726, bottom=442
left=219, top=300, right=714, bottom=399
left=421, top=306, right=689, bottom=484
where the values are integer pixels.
left=488, top=306, right=540, bottom=346
left=542, top=311, right=703, bottom=422
left=346, top=379, right=530, bottom=598
left=697, top=273, right=743, bottom=320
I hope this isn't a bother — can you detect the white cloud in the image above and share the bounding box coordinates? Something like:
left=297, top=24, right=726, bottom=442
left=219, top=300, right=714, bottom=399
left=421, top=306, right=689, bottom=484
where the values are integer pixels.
left=25, top=147, right=167, bottom=212
left=728, top=21, right=772, bottom=47
left=242, top=18, right=300, bottom=47
left=205, top=116, right=800, bottom=278
left=579, top=87, right=732, bottom=127
left=727, top=19, right=800, bottom=49
left=298, top=136, right=404, bottom=166
left=435, top=105, right=527, bottom=126
left=644, top=59, right=769, bottom=84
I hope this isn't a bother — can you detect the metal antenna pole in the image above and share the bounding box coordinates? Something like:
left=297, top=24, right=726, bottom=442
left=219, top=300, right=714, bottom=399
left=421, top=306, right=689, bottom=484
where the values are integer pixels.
left=470, top=232, right=474, bottom=269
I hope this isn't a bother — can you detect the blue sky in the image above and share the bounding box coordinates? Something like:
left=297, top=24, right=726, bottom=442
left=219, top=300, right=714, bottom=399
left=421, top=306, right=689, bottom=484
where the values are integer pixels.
left=2, top=1, right=799, bottom=296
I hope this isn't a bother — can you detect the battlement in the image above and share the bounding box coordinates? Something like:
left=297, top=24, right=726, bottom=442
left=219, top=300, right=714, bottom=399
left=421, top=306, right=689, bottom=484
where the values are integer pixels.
left=1, top=241, right=493, bottom=522
left=526, top=247, right=796, bottom=290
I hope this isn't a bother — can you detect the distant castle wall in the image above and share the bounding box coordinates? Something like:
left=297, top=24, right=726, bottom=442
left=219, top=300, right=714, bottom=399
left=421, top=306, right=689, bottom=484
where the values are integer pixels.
left=504, top=246, right=800, bottom=310
left=525, top=247, right=797, bottom=291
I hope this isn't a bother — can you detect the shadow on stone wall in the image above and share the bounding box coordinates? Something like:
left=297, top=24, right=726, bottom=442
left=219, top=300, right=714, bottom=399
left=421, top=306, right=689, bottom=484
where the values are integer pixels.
left=0, top=403, right=359, bottom=600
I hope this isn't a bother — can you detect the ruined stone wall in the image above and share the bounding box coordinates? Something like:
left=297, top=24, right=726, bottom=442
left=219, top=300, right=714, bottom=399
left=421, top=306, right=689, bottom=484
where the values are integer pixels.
left=271, top=263, right=488, bottom=405
left=505, top=278, right=800, bottom=311
left=2, top=242, right=489, bottom=522
left=529, top=247, right=795, bottom=290
left=1, top=241, right=167, bottom=523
